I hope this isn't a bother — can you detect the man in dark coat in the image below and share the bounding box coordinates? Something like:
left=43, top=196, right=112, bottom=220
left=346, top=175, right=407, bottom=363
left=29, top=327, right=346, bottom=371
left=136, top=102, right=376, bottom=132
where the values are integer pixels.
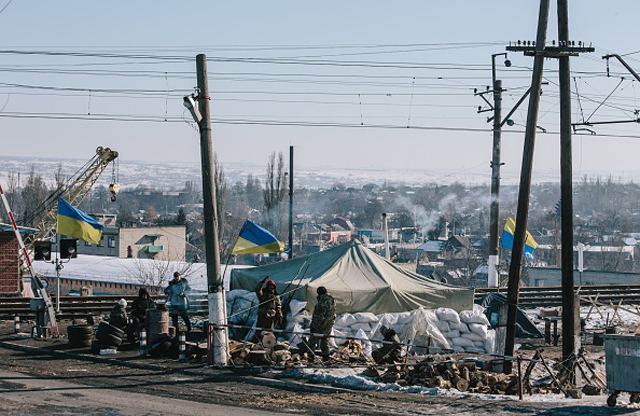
left=372, top=326, right=403, bottom=364
left=131, top=287, right=155, bottom=334
left=255, top=276, right=282, bottom=338
left=306, top=286, right=336, bottom=360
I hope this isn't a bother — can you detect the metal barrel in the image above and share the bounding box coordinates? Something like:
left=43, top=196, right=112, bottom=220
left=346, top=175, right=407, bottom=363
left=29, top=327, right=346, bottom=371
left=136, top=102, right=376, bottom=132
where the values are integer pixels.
left=146, top=308, right=169, bottom=343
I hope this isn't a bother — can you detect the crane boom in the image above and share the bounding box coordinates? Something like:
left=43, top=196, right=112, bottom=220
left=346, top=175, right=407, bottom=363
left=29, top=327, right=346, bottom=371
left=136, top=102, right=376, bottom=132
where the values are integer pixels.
left=25, top=146, right=119, bottom=249
left=0, top=146, right=119, bottom=337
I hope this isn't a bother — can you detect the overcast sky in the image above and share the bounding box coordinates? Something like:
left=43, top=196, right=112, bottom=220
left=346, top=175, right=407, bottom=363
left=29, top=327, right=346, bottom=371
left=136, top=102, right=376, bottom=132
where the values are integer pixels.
left=1, top=1, right=640, bottom=183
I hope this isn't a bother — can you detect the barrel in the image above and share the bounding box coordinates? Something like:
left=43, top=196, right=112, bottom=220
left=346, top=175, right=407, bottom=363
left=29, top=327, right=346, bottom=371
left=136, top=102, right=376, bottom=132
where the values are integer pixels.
left=147, top=307, right=169, bottom=343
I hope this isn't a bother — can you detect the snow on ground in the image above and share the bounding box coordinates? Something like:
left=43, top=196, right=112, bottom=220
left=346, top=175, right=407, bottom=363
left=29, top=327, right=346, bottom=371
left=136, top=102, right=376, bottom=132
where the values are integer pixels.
left=32, top=254, right=252, bottom=291
left=283, top=367, right=616, bottom=406
left=523, top=305, right=640, bottom=334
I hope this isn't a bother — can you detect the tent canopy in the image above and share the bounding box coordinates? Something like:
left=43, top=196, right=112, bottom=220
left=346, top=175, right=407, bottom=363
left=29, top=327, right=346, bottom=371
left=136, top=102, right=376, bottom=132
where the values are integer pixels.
left=230, top=240, right=474, bottom=314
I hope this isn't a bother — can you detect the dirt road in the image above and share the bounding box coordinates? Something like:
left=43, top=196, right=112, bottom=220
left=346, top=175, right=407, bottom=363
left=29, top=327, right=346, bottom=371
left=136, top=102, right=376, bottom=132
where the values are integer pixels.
left=0, top=369, right=285, bottom=416
left=0, top=340, right=635, bottom=415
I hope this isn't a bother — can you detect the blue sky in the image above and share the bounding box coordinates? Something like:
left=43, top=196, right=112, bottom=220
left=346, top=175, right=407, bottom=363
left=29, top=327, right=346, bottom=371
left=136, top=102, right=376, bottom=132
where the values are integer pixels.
left=1, top=1, right=640, bottom=182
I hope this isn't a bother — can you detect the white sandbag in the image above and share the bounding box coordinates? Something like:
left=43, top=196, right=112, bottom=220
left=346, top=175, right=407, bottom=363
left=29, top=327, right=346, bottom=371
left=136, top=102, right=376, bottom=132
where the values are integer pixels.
left=335, top=313, right=357, bottom=328
left=464, top=346, right=485, bottom=354
left=332, top=328, right=348, bottom=346
left=289, top=323, right=305, bottom=347
left=460, top=310, right=490, bottom=326
left=351, top=322, right=372, bottom=333
left=468, top=323, right=488, bottom=338
left=403, top=308, right=450, bottom=351
left=454, top=322, right=470, bottom=333
left=435, top=307, right=461, bottom=325
left=288, top=299, right=308, bottom=317
left=463, top=332, right=484, bottom=342
left=452, top=346, right=465, bottom=353
left=354, top=328, right=372, bottom=357
left=395, top=311, right=413, bottom=325
left=451, top=336, right=475, bottom=348
left=377, top=313, right=399, bottom=327
left=473, top=340, right=485, bottom=348
left=435, top=320, right=450, bottom=333
left=444, top=330, right=460, bottom=339
left=353, top=312, right=379, bottom=323
left=485, top=330, right=496, bottom=354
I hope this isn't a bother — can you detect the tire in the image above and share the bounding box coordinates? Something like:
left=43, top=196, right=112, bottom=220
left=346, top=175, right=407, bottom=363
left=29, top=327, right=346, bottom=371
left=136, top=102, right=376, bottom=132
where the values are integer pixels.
left=68, top=325, right=94, bottom=336
left=97, top=322, right=125, bottom=338
left=607, top=393, right=618, bottom=408
left=91, top=340, right=106, bottom=354
left=96, top=332, right=123, bottom=347
left=69, top=338, right=92, bottom=348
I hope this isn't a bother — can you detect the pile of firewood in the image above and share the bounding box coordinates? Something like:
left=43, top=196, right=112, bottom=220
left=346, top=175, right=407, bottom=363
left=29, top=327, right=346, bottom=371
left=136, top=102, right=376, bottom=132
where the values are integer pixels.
left=395, top=359, right=518, bottom=394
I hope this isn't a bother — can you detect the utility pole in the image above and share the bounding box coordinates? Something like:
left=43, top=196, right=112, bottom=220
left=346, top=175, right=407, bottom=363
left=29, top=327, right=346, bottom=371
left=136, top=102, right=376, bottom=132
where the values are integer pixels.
left=195, top=54, right=228, bottom=366
left=558, top=0, right=578, bottom=364
left=488, top=76, right=503, bottom=288
left=503, top=0, right=550, bottom=374
left=504, top=1, right=594, bottom=373
left=288, top=145, right=294, bottom=259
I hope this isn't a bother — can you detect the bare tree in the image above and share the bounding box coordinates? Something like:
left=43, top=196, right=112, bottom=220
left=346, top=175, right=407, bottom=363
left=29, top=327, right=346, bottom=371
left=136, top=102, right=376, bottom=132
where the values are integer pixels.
left=126, top=257, right=195, bottom=293
left=21, top=166, right=50, bottom=227
left=214, top=152, right=228, bottom=250
left=263, top=152, right=287, bottom=235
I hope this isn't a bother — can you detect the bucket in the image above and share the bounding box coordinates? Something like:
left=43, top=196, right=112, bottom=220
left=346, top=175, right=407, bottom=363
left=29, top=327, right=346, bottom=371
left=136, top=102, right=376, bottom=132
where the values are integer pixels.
left=147, top=307, right=169, bottom=343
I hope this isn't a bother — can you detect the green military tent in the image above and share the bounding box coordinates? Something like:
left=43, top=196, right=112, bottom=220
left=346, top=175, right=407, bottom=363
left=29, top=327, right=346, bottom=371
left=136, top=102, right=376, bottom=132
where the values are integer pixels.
left=230, top=239, right=474, bottom=314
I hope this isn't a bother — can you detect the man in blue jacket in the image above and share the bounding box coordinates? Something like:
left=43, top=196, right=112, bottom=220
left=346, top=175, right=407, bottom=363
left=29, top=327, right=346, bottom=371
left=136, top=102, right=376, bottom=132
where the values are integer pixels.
left=165, top=271, right=192, bottom=332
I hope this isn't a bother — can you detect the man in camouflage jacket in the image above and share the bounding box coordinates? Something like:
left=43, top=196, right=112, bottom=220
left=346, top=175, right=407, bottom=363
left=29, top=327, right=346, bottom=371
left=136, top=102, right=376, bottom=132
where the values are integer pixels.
left=255, top=277, right=282, bottom=338
left=307, top=286, right=336, bottom=360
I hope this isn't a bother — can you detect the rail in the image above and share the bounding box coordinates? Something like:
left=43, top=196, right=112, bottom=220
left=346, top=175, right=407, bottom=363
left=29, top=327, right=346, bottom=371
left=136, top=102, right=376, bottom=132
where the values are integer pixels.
left=3, top=284, right=640, bottom=319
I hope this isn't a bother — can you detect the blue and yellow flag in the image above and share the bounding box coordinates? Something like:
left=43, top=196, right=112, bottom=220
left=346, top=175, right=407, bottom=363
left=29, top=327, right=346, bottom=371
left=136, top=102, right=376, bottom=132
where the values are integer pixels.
left=56, top=196, right=104, bottom=244
left=231, top=220, right=285, bottom=255
left=500, top=217, right=538, bottom=258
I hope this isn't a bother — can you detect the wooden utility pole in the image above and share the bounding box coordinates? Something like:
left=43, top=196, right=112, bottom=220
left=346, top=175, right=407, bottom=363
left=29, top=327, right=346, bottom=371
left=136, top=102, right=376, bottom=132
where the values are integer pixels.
left=288, top=145, right=294, bottom=259
left=558, top=0, right=579, bottom=362
left=195, top=53, right=228, bottom=366
left=503, top=0, right=550, bottom=374
left=504, top=1, right=594, bottom=373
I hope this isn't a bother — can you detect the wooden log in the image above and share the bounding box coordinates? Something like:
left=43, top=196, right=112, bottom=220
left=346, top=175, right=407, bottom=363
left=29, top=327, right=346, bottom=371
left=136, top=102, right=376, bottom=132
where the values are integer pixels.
left=451, top=376, right=470, bottom=392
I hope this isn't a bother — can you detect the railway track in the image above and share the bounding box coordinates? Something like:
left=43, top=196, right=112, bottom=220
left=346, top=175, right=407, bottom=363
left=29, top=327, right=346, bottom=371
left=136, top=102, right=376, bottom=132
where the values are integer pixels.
left=1, top=284, right=640, bottom=319
left=0, top=294, right=208, bottom=319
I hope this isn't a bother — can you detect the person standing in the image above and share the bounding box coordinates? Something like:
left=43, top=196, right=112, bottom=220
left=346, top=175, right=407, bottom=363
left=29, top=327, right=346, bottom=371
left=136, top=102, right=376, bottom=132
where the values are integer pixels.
left=306, top=286, right=336, bottom=361
left=131, top=287, right=155, bottom=334
left=165, top=271, right=192, bottom=332
left=255, top=276, right=282, bottom=338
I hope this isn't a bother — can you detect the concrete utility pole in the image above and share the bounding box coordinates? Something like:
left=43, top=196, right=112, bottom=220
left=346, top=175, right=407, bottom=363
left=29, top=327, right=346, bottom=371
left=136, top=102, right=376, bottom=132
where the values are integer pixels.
left=288, top=145, right=294, bottom=259
left=503, top=0, right=550, bottom=374
left=195, top=54, right=228, bottom=366
left=487, top=75, right=503, bottom=288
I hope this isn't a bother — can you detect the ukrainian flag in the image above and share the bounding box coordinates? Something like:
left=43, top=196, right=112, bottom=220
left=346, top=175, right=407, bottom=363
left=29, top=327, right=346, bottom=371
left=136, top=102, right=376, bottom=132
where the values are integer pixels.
left=56, top=196, right=104, bottom=244
left=500, top=217, right=538, bottom=258
left=231, top=220, right=285, bottom=255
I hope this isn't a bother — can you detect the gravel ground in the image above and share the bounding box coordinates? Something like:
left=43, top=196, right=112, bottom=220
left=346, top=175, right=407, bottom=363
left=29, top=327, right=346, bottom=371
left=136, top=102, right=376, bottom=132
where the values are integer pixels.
left=0, top=321, right=636, bottom=415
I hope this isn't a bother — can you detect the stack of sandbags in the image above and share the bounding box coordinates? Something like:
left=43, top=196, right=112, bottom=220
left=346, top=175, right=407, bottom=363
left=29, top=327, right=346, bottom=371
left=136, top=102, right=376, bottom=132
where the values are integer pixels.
left=436, top=306, right=495, bottom=354
left=333, top=312, right=379, bottom=339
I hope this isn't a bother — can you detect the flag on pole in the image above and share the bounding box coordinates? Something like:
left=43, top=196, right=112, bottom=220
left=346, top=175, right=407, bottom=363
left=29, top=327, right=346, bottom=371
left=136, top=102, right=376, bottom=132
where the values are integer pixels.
left=500, top=217, right=538, bottom=258
left=56, top=196, right=104, bottom=244
left=231, top=220, right=285, bottom=255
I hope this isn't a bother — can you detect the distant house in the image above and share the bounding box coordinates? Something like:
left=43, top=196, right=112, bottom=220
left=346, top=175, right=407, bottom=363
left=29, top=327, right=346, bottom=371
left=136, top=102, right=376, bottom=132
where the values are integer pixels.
left=75, top=215, right=186, bottom=261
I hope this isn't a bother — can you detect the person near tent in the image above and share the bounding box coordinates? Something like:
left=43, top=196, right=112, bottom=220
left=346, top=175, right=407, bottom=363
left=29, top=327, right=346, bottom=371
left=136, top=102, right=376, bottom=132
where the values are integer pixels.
left=165, top=271, right=192, bottom=333
left=372, top=326, right=403, bottom=364
left=255, top=276, right=282, bottom=338
left=109, top=298, right=129, bottom=331
left=305, top=286, right=336, bottom=361
left=130, top=287, right=156, bottom=339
